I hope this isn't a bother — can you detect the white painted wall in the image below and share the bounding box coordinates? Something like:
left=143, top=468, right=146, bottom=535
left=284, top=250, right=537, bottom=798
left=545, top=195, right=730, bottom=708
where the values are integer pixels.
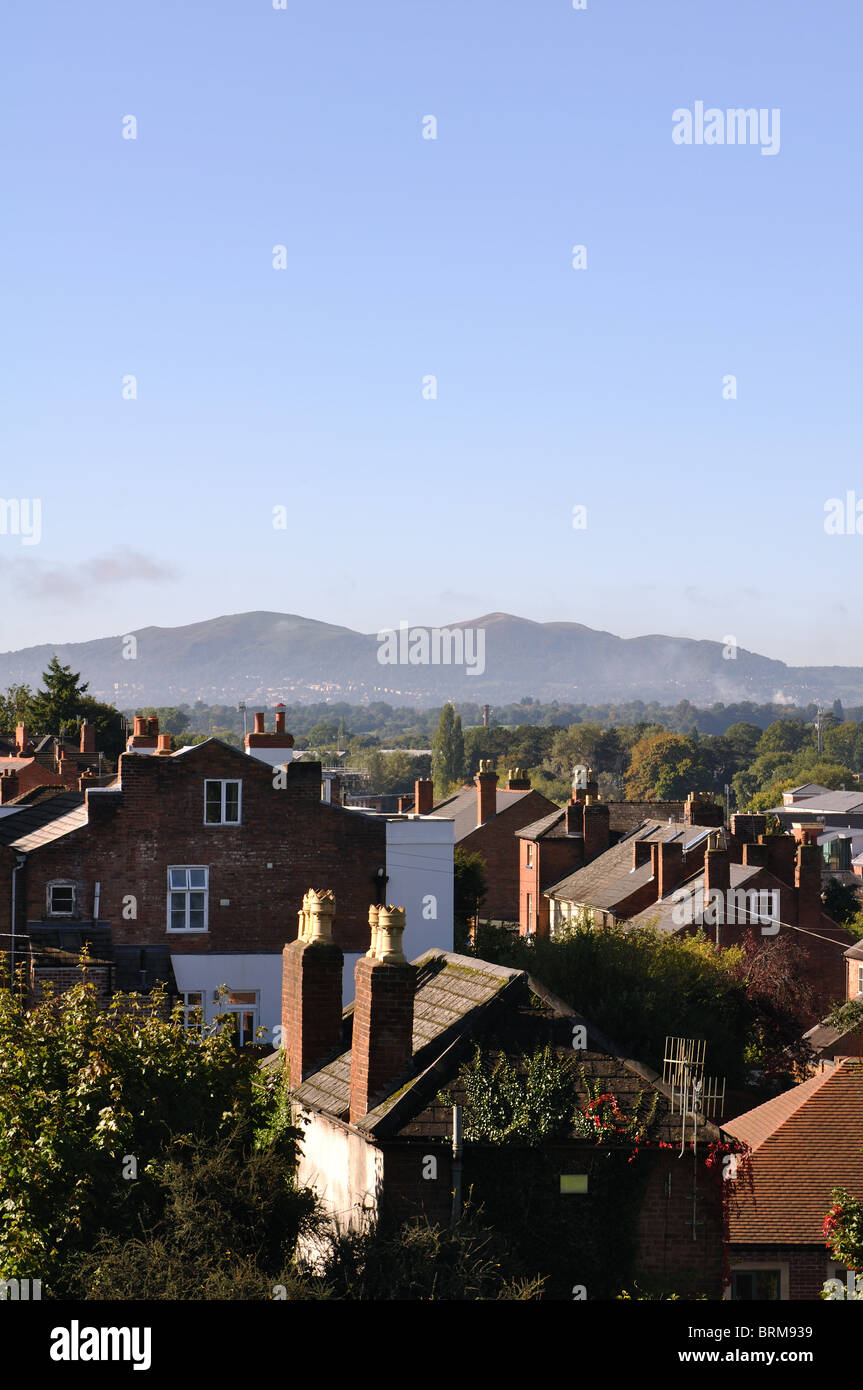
left=295, top=1110, right=383, bottom=1253
left=384, top=815, right=454, bottom=959
left=170, top=952, right=283, bottom=1046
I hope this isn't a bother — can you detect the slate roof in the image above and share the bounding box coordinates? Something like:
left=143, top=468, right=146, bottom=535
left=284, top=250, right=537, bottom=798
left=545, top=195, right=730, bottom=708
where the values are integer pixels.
left=292, top=951, right=523, bottom=1130
left=545, top=821, right=715, bottom=910
left=0, top=791, right=86, bottom=850
left=724, top=1059, right=863, bottom=1244
left=772, top=791, right=863, bottom=816
left=627, top=862, right=763, bottom=934
left=516, top=809, right=570, bottom=840
left=431, top=786, right=540, bottom=840
left=290, top=947, right=727, bottom=1145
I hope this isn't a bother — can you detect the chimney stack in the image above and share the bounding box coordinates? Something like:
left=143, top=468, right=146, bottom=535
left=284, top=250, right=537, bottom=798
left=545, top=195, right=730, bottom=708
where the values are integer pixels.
left=133, top=716, right=146, bottom=737
left=282, top=889, right=344, bottom=1086
left=14, top=723, right=29, bottom=755
left=254, top=711, right=265, bottom=734
left=760, top=833, right=796, bottom=887
left=583, top=799, right=610, bottom=860
left=684, top=791, right=724, bottom=828
left=730, top=813, right=767, bottom=845
left=79, top=720, right=97, bottom=754
left=566, top=801, right=584, bottom=836
left=155, top=734, right=172, bottom=755
left=703, top=837, right=731, bottom=917
left=796, top=843, right=823, bottom=925
left=414, top=779, right=434, bottom=815
left=146, top=716, right=159, bottom=738
left=633, top=839, right=653, bottom=869
left=506, top=767, right=531, bottom=791
left=275, top=704, right=286, bottom=734
left=0, top=769, right=19, bottom=803
left=651, top=841, right=685, bottom=899
left=476, top=760, right=498, bottom=826
left=349, top=905, right=415, bottom=1123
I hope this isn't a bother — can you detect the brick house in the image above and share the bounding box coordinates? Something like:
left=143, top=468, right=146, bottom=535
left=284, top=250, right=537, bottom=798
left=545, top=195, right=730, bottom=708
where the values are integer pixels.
left=802, top=939, right=863, bottom=1062
left=0, top=728, right=454, bottom=1041
left=723, top=1058, right=863, bottom=1300
left=411, top=764, right=558, bottom=922
left=626, top=837, right=851, bottom=1024
left=0, top=720, right=110, bottom=805
left=280, top=893, right=729, bottom=1299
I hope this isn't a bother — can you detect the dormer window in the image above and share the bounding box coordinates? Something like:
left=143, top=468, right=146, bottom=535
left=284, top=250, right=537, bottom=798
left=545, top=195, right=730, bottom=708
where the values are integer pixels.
left=48, top=882, right=76, bottom=917
left=204, top=779, right=241, bottom=825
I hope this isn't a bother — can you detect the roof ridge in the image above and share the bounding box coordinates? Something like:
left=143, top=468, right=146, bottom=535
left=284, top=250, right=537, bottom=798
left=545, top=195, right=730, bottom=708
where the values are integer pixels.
left=724, top=1059, right=860, bottom=1150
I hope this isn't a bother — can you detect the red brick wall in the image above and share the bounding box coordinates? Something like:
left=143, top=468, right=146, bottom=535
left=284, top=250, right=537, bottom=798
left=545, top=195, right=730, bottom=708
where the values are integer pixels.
left=729, top=1244, right=838, bottom=1300
left=349, top=957, right=415, bottom=1122
left=22, top=744, right=387, bottom=956
left=635, top=1151, right=725, bottom=1297
left=519, top=837, right=584, bottom=937
left=282, top=937, right=344, bottom=1085
left=461, top=790, right=558, bottom=921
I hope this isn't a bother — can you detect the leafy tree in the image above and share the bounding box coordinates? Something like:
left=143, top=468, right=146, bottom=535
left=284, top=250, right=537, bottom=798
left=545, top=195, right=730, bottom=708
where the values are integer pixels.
left=0, top=683, right=34, bottom=733
left=824, top=1187, right=863, bottom=1275
left=823, top=877, right=861, bottom=926
left=756, top=719, right=814, bottom=757
left=454, top=848, right=488, bottom=947
left=0, top=966, right=313, bottom=1291
left=432, top=704, right=466, bottom=793
left=624, top=732, right=712, bottom=800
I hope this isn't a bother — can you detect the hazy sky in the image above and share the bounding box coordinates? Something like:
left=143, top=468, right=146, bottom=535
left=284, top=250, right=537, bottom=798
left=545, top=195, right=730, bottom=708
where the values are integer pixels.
left=2, top=1, right=860, bottom=668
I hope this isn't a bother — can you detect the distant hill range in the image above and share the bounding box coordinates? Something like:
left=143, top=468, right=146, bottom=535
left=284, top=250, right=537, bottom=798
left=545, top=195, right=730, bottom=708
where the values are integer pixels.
left=0, top=611, right=860, bottom=710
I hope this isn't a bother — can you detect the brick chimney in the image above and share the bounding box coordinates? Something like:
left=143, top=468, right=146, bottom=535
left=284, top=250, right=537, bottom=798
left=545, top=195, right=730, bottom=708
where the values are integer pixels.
left=349, top=905, right=415, bottom=1123
left=742, top=842, right=769, bottom=869
left=684, top=791, right=724, bottom=828
left=566, top=801, right=584, bottom=836
left=0, top=769, right=19, bottom=803
left=14, top=723, right=29, bottom=755
left=476, top=761, right=498, bottom=826
left=583, top=798, right=610, bottom=860
left=796, top=843, right=823, bottom=926
left=633, top=839, right=653, bottom=869
left=729, top=812, right=767, bottom=844
left=155, top=734, right=172, bottom=755
left=245, top=707, right=295, bottom=761
left=703, top=838, right=731, bottom=916
left=650, top=841, right=684, bottom=899
left=791, top=821, right=823, bottom=846
left=760, top=833, right=796, bottom=887
left=414, top=779, right=434, bottom=815
left=506, top=767, right=531, bottom=791
left=126, top=715, right=158, bottom=752
left=282, top=889, right=344, bottom=1087
left=79, top=720, right=96, bottom=754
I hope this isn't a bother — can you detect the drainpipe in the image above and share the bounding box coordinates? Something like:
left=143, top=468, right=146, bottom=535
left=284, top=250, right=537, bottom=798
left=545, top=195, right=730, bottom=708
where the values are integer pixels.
left=10, top=854, right=25, bottom=978
left=93, top=880, right=101, bottom=922
left=450, top=1104, right=463, bottom=1228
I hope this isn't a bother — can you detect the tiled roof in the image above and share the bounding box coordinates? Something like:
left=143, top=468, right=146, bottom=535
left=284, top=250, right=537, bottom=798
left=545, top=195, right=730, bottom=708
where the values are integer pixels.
left=293, top=951, right=523, bottom=1129
left=431, top=786, right=540, bottom=841
left=724, top=1060, right=863, bottom=1245
left=545, top=821, right=715, bottom=909
left=0, top=791, right=86, bottom=849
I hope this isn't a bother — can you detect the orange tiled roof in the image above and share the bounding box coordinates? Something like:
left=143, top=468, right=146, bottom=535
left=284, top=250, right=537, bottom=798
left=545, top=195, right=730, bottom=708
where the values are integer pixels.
left=724, top=1060, right=863, bottom=1245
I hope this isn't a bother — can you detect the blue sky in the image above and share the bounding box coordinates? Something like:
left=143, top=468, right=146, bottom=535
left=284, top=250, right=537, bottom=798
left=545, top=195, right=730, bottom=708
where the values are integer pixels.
left=2, top=0, right=860, bottom=669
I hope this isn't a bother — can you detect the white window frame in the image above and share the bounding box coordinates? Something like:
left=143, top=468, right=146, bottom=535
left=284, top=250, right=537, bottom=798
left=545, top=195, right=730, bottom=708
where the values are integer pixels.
left=525, top=843, right=534, bottom=869
left=857, top=963, right=863, bottom=997
left=180, top=990, right=206, bottom=1030
left=724, top=1261, right=789, bottom=1301
left=218, top=989, right=259, bottom=1047
left=47, top=881, right=76, bottom=918
left=166, top=866, right=209, bottom=933
left=204, top=779, right=242, bottom=826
